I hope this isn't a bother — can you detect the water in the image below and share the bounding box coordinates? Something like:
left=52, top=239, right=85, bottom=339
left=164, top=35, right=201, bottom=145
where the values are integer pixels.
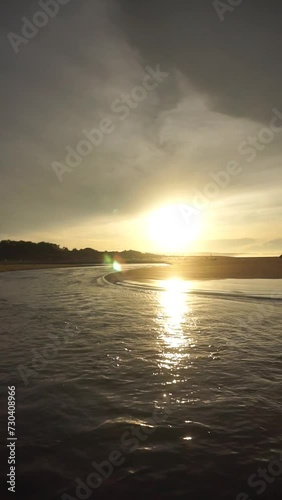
left=0, top=266, right=282, bottom=499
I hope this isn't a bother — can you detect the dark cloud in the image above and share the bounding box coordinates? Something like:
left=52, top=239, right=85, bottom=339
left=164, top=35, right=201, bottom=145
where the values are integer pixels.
left=119, top=0, right=282, bottom=123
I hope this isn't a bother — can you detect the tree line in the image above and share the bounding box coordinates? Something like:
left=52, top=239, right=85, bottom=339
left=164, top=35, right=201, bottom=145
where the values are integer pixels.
left=0, top=240, right=160, bottom=264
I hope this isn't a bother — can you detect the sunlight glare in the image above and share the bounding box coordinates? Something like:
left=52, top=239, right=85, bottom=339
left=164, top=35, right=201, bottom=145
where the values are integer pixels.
left=148, top=204, right=201, bottom=252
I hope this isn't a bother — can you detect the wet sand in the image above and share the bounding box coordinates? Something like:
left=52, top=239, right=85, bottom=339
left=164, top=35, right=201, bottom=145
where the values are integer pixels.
left=107, top=257, right=282, bottom=284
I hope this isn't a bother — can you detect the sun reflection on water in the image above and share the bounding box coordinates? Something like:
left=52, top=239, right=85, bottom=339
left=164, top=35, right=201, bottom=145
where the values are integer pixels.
left=155, top=279, right=198, bottom=409
left=157, top=279, right=196, bottom=372
left=159, top=279, right=188, bottom=347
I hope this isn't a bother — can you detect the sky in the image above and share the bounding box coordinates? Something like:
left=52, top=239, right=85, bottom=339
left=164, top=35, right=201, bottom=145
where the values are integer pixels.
left=1, top=0, right=282, bottom=255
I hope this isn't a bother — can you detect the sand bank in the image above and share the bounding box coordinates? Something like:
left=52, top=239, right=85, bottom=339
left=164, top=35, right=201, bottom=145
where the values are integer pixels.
left=107, top=257, right=282, bottom=285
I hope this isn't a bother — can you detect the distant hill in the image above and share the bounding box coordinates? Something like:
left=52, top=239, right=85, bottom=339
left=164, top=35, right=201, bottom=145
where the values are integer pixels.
left=0, top=240, right=163, bottom=264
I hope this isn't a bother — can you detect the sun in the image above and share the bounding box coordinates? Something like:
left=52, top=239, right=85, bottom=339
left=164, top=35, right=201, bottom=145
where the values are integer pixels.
left=148, top=204, right=201, bottom=253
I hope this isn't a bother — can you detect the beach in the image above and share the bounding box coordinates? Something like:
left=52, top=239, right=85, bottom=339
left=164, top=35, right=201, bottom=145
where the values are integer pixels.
left=107, top=256, right=282, bottom=284
left=1, top=257, right=282, bottom=279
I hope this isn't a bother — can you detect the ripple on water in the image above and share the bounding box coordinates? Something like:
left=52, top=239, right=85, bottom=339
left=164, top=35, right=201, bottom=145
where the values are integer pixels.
left=0, top=268, right=282, bottom=499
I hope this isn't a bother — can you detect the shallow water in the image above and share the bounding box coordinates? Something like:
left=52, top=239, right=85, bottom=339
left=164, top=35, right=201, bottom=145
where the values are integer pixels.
left=0, top=266, right=282, bottom=499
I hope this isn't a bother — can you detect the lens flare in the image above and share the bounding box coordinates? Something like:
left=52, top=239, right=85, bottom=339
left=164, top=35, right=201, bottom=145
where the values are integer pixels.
left=113, top=261, right=122, bottom=272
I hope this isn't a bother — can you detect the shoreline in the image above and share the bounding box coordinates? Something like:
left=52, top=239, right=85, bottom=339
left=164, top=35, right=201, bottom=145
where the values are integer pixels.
left=1, top=257, right=282, bottom=280
left=106, top=257, right=282, bottom=284
left=0, top=261, right=164, bottom=274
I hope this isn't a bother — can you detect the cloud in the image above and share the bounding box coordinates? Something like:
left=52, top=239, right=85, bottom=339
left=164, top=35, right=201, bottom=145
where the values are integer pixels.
left=1, top=0, right=282, bottom=251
